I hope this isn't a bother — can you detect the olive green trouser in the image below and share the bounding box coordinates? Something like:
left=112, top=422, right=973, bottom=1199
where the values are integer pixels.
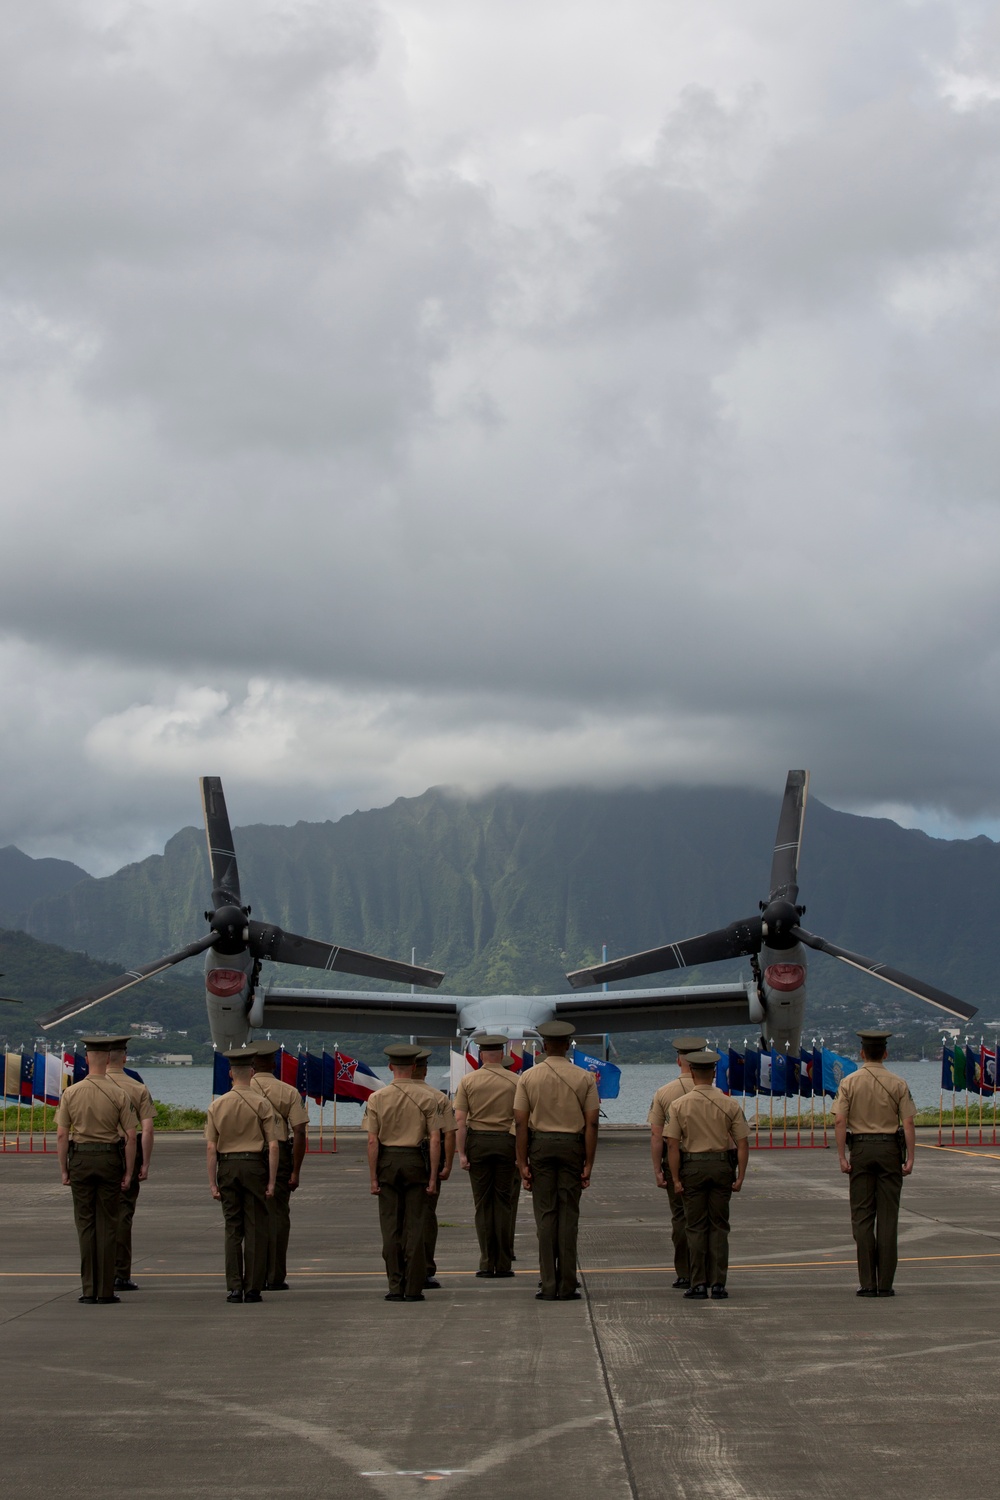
left=115, top=1139, right=143, bottom=1280
left=467, top=1130, right=517, bottom=1274
left=377, top=1147, right=429, bottom=1296
left=69, top=1145, right=123, bottom=1300
left=664, top=1165, right=690, bottom=1280
left=680, top=1156, right=735, bottom=1288
left=265, top=1142, right=294, bottom=1286
left=848, top=1136, right=903, bottom=1291
left=217, top=1154, right=269, bottom=1294
left=529, top=1131, right=585, bottom=1299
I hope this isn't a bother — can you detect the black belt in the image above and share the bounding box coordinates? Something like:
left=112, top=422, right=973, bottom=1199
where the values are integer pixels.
left=681, top=1150, right=732, bottom=1161
left=850, top=1132, right=900, bottom=1141
left=70, top=1142, right=121, bottom=1153
left=219, top=1150, right=266, bottom=1160
left=467, top=1127, right=513, bottom=1135
left=529, top=1130, right=584, bottom=1140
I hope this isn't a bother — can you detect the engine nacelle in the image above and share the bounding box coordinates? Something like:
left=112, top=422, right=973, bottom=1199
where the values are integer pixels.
left=757, top=941, right=807, bottom=1056
left=205, top=947, right=255, bottom=1051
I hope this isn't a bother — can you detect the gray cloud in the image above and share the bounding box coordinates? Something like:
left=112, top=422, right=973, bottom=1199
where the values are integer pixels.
left=2, top=0, right=1000, bottom=870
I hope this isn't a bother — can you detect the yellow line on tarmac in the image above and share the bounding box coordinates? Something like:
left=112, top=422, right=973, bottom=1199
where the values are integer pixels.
left=921, top=1144, right=1000, bottom=1161
left=7, top=1251, right=1000, bottom=1282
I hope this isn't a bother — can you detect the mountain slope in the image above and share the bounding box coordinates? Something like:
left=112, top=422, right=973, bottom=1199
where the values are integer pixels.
left=14, top=784, right=999, bottom=1025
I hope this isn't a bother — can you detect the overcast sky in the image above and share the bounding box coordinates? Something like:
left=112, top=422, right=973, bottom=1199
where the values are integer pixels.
left=2, top=0, right=999, bottom=873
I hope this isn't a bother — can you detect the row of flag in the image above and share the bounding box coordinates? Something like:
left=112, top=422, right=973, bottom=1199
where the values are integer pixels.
left=713, top=1046, right=858, bottom=1098
left=213, top=1042, right=625, bottom=1104
left=941, top=1044, right=998, bottom=1094
left=212, top=1047, right=383, bottom=1103
left=2, top=1051, right=144, bottom=1107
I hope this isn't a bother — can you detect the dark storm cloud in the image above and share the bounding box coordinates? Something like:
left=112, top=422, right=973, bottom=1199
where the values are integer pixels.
left=2, top=0, right=1000, bottom=867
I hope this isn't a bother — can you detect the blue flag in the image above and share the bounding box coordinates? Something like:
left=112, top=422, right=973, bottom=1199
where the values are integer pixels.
left=787, top=1053, right=802, bottom=1097
left=728, top=1048, right=745, bottom=1093
left=296, top=1052, right=308, bottom=1098
left=212, top=1052, right=232, bottom=1096
left=73, top=1053, right=89, bottom=1083
left=305, top=1051, right=324, bottom=1103
left=715, top=1053, right=729, bottom=1092
left=571, top=1049, right=621, bottom=1100
left=124, top=1066, right=144, bottom=1084
left=940, top=1047, right=954, bottom=1091
left=821, top=1048, right=857, bottom=1097
left=770, top=1049, right=787, bottom=1096
left=743, top=1048, right=760, bottom=1096
left=966, top=1046, right=982, bottom=1096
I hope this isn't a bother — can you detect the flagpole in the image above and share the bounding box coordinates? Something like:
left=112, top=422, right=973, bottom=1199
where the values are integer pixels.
left=333, top=1048, right=338, bottom=1152
left=965, top=1038, right=970, bottom=1146
left=16, top=1049, right=23, bottom=1153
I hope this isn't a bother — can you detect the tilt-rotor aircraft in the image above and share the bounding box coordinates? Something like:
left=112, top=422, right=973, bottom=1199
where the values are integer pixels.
left=39, top=773, right=975, bottom=1053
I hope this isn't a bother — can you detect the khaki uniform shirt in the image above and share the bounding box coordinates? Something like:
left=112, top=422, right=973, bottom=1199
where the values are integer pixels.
left=414, top=1081, right=457, bottom=1134
left=513, top=1056, right=599, bottom=1132
left=663, top=1086, right=750, bottom=1151
left=647, top=1074, right=695, bottom=1130
left=205, top=1086, right=278, bottom=1152
left=251, top=1073, right=309, bottom=1144
left=107, top=1067, right=155, bottom=1134
left=56, top=1076, right=137, bottom=1144
left=365, top=1080, right=440, bottom=1146
left=833, top=1062, right=915, bottom=1132
left=455, top=1063, right=518, bottom=1131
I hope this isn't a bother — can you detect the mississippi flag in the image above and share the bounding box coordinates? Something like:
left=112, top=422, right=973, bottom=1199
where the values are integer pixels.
left=330, top=1051, right=382, bottom=1103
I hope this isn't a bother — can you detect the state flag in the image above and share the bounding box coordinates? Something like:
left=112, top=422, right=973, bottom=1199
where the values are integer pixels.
left=329, top=1051, right=382, bottom=1103
left=821, top=1048, right=857, bottom=1097
left=571, top=1049, right=622, bottom=1100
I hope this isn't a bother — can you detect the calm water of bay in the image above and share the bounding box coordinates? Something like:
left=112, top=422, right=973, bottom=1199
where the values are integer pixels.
left=141, top=1059, right=948, bottom=1125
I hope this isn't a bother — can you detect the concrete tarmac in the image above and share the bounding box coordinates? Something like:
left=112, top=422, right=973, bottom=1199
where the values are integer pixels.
left=3, top=1129, right=998, bottom=1499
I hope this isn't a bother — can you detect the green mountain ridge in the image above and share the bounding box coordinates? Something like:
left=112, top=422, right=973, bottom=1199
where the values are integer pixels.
left=2, top=784, right=997, bottom=1059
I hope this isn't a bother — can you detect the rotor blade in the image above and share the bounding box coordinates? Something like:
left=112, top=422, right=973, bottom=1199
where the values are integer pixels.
left=769, top=769, right=810, bottom=902
left=248, top=921, right=444, bottom=989
left=0, top=997, right=22, bottom=1004
left=37, top=932, right=218, bottom=1030
left=566, top=917, right=763, bottom=988
left=791, top=926, right=977, bottom=1022
left=200, top=776, right=242, bottom=907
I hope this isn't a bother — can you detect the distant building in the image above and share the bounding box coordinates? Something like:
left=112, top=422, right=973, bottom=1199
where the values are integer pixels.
left=160, top=1054, right=194, bottom=1066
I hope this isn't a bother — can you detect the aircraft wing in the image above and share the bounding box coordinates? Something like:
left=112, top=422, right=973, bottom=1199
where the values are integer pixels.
left=261, top=987, right=460, bottom=1039
left=261, top=979, right=755, bottom=1039
left=552, top=981, right=755, bottom=1035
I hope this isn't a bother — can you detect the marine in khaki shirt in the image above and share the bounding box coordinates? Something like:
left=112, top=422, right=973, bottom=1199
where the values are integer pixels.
left=514, top=1021, right=601, bottom=1301
left=411, top=1053, right=457, bottom=1288
left=56, top=1036, right=139, bottom=1304
left=663, top=1050, right=750, bottom=1299
left=833, top=1031, right=916, bottom=1298
left=205, top=1052, right=279, bottom=1302
left=365, top=1078, right=442, bottom=1145
left=250, top=1043, right=310, bottom=1290
left=455, top=1037, right=520, bottom=1278
left=107, top=1040, right=156, bottom=1291
left=367, top=1045, right=442, bottom=1301
left=455, top=1057, right=518, bottom=1135
left=205, top=1087, right=280, bottom=1155
left=647, top=1035, right=708, bottom=1289
left=663, top=1087, right=751, bottom=1156
left=513, top=1055, right=600, bottom=1135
